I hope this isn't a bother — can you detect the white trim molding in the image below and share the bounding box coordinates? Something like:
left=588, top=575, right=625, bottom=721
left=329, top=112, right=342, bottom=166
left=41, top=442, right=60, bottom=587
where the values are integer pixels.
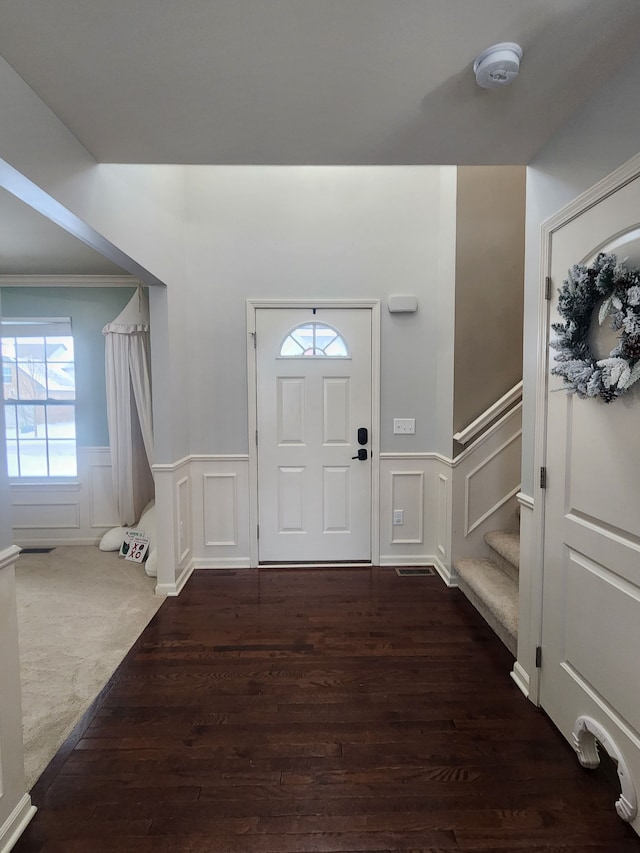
left=0, top=274, right=140, bottom=288
left=0, top=545, right=21, bottom=573
left=0, top=546, right=35, bottom=853
left=454, top=381, right=523, bottom=446
left=511, top=660, right=530, bottom=699
left=153, top=456, right=192, bottom=595
left=155, top=561, right=194, bottom=597
left=517, top=492, right=534, bottom=511
left=0, top=794, right=36, bottom=853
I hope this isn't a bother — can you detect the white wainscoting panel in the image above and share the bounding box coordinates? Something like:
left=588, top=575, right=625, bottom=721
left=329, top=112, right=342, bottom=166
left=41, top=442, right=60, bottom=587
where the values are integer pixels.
left=390, top=471, right=424, bottom=545
left=153, top=456, right=193, bottom=596
left=450, top=405, right=522, bottom=567
left=89, top=462, right=118, bottom=529
left=379, top=455, right=440, bottom=567
left=176, top=476, right=192, bottom=568
left=11, top=501, right=79, bottom=530
left=464, top=432, right=521, bottom=536
left=10, top=447, right=119, bottom=546
left=191, top=456, right=250, bottom=569
left=203, top=474, right=238, bottom=546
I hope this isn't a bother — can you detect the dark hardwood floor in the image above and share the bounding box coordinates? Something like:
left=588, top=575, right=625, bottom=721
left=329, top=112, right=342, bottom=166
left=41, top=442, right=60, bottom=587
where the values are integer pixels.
left=14, top=567, right=640, bottom=852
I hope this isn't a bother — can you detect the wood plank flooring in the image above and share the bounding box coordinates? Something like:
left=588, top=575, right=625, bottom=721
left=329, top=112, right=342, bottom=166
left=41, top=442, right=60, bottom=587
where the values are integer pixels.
left=14, top=567, right=640, bottom=852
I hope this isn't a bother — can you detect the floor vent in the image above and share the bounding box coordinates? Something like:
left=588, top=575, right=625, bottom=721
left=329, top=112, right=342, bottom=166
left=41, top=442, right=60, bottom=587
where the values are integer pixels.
left=395, top=566, right=435, bottom=577
left=21, top=547, right=55, bottom=554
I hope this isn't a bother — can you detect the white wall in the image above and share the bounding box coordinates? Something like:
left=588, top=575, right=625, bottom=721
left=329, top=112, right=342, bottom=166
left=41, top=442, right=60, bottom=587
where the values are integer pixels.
left=522, top=50, right=640, bottom=495
left=184, top=166, right=458, bottom=457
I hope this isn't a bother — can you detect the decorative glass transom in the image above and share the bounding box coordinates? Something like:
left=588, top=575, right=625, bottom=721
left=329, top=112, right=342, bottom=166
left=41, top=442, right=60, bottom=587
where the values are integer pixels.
left=279, top=323, right=349, bottom=358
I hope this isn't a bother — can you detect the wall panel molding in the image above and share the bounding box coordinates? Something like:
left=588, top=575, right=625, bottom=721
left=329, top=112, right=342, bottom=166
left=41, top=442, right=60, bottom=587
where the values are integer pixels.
left=379, top=455, right=439, bottom=567
left=176, top=476, right=191, bottom=567
left=390, top=471, right=424, bottom=545
left=203, top=474, right=239, bottom=546
left=190, top=455, right=250, bottom=569
left=450, top=405, right=522, bottom=567
left=464, top=432, right=521, bottom=535
left=10, top=447, right=118, bottom=546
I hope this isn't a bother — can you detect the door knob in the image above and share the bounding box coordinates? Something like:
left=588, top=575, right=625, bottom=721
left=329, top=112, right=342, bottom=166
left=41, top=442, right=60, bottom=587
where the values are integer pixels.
left=352, top=448, right=368, bottom=461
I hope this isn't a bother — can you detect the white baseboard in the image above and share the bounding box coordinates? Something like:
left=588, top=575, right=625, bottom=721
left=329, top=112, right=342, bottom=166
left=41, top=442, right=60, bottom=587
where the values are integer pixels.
left=510, top=660, right=530, bottom=698
left=191, top=557, right=251, bottom=570
left=0, top=794, right=36, bottom=853
left=379, top=555, right=438, bottom=567
left=12, top=537, right=105, bottom=548
left=156, top=561, right=194, bottom=597
left=433, top=556, right=458, bottom=588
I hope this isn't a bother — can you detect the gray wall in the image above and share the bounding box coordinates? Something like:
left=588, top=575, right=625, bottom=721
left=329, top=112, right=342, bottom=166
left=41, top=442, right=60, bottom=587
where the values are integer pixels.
left=0, top=286, right=136, bottom=447
left=454, top=167, right=525, bottom=437
left=522, top=50, right=640, bottom=495
left=183, top=166, right=458, bottom=457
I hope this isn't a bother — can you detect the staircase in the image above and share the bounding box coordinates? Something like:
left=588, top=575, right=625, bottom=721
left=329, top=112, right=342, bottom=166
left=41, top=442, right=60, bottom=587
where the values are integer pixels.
left=454, top=529, right=519, bottom=655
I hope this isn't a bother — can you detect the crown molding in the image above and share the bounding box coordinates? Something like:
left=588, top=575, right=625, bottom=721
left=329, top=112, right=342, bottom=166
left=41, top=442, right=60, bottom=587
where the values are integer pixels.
left=0, top=274, right=140, bottom=288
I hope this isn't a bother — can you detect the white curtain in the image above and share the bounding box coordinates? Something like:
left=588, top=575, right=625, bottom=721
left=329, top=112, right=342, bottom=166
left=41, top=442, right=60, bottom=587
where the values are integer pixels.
left=103, top=287, right=154, bottom=525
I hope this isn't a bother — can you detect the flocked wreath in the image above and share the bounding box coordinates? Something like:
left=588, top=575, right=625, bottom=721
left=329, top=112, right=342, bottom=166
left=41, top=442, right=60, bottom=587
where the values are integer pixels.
left=550, top=252, right=640, bottom=403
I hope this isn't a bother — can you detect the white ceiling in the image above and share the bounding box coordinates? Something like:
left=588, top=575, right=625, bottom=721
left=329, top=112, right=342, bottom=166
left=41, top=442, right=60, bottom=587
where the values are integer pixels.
left=1, top=0, right=639, bottom=166
left=1, top=0, right=639, bottom=275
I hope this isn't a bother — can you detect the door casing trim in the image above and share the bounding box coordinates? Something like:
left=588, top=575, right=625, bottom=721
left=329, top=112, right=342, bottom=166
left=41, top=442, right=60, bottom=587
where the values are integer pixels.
left=246, top=299, right=381, bottom=568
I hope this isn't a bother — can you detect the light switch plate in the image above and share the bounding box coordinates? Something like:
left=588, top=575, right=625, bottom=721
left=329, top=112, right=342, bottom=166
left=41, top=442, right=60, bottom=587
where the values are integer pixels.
left=393, top=418, right=415, bottom=434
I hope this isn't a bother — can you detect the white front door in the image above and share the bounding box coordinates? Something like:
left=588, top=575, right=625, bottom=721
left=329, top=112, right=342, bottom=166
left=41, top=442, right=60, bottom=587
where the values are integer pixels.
left=256, top=307, right=372, bottom=562
left=540, top=175, right=640, bottom=831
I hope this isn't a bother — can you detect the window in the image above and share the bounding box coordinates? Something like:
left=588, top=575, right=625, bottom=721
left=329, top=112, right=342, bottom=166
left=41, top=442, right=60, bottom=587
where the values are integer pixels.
left=1, top=318, right=77, bottom=477
left=280, top=322, right=349, bottom=358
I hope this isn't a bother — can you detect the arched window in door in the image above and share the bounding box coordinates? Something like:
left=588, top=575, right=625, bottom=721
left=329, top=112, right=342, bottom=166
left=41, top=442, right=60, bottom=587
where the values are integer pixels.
left=279, top=322, right=349, bottom=358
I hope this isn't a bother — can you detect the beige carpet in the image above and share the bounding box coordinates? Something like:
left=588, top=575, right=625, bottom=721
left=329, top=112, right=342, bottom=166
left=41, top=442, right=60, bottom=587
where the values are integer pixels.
left=15, top=546, right=165, bottom=790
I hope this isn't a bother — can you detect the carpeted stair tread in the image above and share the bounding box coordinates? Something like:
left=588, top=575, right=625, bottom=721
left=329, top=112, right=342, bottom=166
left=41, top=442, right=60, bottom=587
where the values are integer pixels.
left=484, top=530, right=520, bottom=583
left=454, top=557, right=518, bottom=655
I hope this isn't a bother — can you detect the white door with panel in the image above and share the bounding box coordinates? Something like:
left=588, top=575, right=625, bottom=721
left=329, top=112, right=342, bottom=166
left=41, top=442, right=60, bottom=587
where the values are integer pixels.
left=256, top=308, right=372, bottom=562
left=541, top=174, right=640, bottom=831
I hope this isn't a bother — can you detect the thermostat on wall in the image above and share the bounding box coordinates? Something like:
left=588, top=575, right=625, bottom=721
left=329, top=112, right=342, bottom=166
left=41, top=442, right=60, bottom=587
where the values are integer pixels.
left=388, top=295, right=418, bottom=313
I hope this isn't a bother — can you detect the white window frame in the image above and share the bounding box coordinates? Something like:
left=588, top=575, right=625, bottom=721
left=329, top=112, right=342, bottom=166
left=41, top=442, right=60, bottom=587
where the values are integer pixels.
left=1, top=317, right=78, bottom=480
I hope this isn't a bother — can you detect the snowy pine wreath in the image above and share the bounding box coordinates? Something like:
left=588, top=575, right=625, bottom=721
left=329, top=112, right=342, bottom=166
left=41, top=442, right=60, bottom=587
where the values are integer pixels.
left=551, top=252, right=640, bottom=403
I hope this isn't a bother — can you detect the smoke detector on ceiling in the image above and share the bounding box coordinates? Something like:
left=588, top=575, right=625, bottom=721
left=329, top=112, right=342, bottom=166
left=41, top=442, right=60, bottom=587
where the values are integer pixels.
left=473, top=42, right=523, bottom=89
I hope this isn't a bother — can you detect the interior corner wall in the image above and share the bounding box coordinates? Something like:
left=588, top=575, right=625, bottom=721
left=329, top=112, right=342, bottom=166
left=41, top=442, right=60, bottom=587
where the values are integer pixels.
left=453, top=166, right=525, bottom=437
left=522, top=50, right=640, bottom=496
left=183, top=166, right=458, bottom=457
left=434, top=167, right=457, bottom=458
